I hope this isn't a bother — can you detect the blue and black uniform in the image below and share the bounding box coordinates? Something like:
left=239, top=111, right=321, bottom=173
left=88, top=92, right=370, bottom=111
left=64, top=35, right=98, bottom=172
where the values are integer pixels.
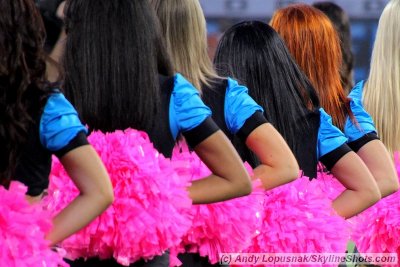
left=345, top=80, right=379, bottom=151
left=69, top=74, right=221, bottom=267
left=201, top=78, right=267, bottom=165
left=317, top=108, right=352, bottom=170
left=179, top=77, right=267, bottom=267
left=148, top=74, right=219, bottom=157
left=201, top=78, right=351, bottom=179
left=216, top=78, right=266, bottom=139
left=14, top=90, right=89, bottom=196
left=178, top=78, right=352, bottom=267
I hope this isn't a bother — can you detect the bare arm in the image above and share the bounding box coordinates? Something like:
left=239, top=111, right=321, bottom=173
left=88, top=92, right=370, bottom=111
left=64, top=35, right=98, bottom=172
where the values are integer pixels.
left=330, top=151, right=381, bottom=219
left=357, top=140, right=399, bottom=197
left=46, top=145, right=114, bottom=245
left=246, top=123, right=299, bottom=190
left=187, top=130, right=252, bottom=204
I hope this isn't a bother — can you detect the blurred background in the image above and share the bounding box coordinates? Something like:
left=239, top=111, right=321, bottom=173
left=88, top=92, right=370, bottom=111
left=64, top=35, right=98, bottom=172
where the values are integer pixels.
left=201, top=0, right=390, bottom=82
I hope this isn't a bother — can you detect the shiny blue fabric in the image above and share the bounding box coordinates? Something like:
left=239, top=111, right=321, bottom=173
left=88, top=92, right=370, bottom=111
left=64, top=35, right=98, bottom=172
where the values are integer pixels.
left=224, top=78, right=264, bottom=134
left=169, top=73, right=212, bottom=139
left=345, top=80, right=377, bottom=142
left=317, top=108, right=348, bottom=158
left=40, top=92, right=88, bottom=151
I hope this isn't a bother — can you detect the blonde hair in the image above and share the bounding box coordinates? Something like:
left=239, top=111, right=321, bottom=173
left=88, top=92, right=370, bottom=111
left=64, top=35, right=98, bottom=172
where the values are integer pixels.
left=149, top=0, right=220, bottom=91
left=363, top=0, right=400, bottom=155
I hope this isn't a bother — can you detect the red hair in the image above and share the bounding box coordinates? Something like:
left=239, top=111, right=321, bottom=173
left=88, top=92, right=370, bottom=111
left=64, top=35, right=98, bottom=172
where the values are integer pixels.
left=270, top=4, right=353, bottom=130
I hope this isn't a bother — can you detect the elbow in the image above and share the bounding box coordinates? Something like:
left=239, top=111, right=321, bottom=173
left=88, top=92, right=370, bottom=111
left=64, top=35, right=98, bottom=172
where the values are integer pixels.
left=389, top=173, right=399, bottom=194
left=106, top=191, right=115, bottom=206
left=286, top=163, right=300, bottom=183
left=233, top=166, right=253, bottom=197
left=243, top=180, right=253, bottom=196
left=98, top=186, right=115, bottom=209
left=104, top=188, right=115, bottom=207
left=371, top=188, right=382, bottom=204
left=364, top=184, right=382, bottom=206
left=103, top=175, right=115, bottom=207
left=237, top=177, right=253, bottom=197
left=278, top=161, right=300, bottom=185
left=391, top=179, right=399, bottom=194
left=83, top=187, right=114, bottom=213
left=374, top=172, right=399, bottom=198
left=281, top=156, right=300, bottom=184
left=385, top=176, right=399, bottom=197
left=353, top=181, right=381, bottom=208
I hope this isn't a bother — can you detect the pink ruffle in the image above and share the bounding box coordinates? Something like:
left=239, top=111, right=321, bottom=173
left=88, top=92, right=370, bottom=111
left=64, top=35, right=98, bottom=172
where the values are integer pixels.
left=315, top=166, right=346, bottom=201
left=350, top=152, right=400, bottom=265
left=170, top=143, right=264, bottom=265
left=44, top=129, right=193, bottom=266
left=0, top=182, right=66, bottom=267
left=243, top=174, right=349, bottom=267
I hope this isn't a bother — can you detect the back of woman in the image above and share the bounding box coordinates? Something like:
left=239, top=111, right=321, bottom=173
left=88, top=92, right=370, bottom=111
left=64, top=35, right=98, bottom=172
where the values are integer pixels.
left=150, top=0, right=299, bottom=190
left=363, top=0, right=400, bottom=156
left=150, top=2, right=300, bottom=265
left=214, top=20, right=335, bottom=179
left=0, top=0, right=114, bottom=257
left=62, top=0, right=252, bottom=266
left=214, top=20, right=381, bottom=219
left=270, top=4, right=398, bottom=198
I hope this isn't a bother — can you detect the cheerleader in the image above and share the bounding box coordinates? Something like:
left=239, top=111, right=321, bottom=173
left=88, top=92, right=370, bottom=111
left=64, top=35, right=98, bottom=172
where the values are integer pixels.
left=61, top=0, right=252, bottom=266
left=341, top=0, right=400, bottom=258
left=150, top=1, right=299, bottom=265
left=270, top=4, right=399, bottom=198
left=0, top=0, right=113, bottom=250
left=214, top=20, right=381, bottom=219
left=362, top=0, right=400, bottom=157
left=150, top=0, right=299, bottom=199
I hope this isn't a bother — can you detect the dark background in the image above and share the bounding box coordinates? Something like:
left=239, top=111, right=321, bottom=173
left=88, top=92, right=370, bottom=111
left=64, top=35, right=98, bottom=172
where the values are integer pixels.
left=201, top=0, right=390, bottom=83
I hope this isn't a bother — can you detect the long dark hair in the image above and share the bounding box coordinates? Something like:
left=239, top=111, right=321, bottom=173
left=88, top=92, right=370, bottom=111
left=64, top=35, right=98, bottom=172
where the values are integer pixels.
left=214, top=21, right=319, bottom=149
left=0, top=0, right=49, bottom=182
left=313, top=2, right=355, bottom=94
left=63, top=0, right=173, bottom=132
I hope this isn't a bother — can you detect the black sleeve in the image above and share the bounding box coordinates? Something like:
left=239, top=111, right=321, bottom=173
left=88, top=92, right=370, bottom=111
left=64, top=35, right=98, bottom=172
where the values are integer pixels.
left=183, top=117, right=220, bottom=148
left=347, top=133, right=379, bottom=152
left=236, top=111, right=269, bottom=142
left=27, top=184, right=49, bottom=197
left=319, top=143, right=352, bottom=170
left=54, top=131, right=90, bottom=158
